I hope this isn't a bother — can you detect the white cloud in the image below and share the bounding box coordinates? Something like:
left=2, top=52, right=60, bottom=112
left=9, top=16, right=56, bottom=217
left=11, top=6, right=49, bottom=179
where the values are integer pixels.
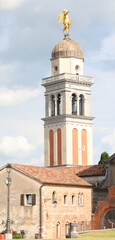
left=0, top=136, right=35, bottom=157
left=89, top=34, right=115, bottom=62
left=0, top=0, right=27, bottom=10
left=102, top=130, right=115, bottom=153
left=25, top=155, right=44, bottom=166
left=0, top=87, right=41, bottom=107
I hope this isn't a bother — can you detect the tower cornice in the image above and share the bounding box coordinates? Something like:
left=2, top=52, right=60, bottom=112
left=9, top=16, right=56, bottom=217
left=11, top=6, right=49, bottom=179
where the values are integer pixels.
left=42, top=114, right=94, bottom=126
left=42, top=73, right=93, bottom=87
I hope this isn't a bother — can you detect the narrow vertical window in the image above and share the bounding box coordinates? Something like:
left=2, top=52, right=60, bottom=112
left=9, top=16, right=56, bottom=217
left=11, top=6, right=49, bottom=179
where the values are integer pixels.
left=78, top=193, right=83, bottom=206
left=81, top=129, right=87, bottom=165
left=72, top=195, right=75, bottom=205
left=49, top=130, right=54, bottom=166
left=51, top=95, right=55, bottom=116
left=57, top=128, right=62, bottom=165
left=78, top=193, right=81, bottom=205
left=72, top=94, right=77, bottom=114
left=52, top=191, right=56, bottom=204
left=72, top=128, right=78, bottom=165
left=57, top=94, right=61, bottom=115
left=64, top=195, right=67, bottom=205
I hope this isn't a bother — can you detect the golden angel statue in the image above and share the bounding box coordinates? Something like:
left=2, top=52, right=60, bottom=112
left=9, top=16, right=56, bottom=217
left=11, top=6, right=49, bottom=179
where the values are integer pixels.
left=58, top=9, right=70, bottom=34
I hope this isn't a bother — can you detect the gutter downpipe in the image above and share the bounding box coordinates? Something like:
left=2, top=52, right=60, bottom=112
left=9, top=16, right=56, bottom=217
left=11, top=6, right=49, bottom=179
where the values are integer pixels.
left=39, top=183, right=44, bottom=239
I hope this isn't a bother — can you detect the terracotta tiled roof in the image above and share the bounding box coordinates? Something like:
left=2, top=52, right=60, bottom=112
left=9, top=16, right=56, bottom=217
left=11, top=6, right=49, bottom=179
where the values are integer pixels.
left=77, top=165, right=106, bottom=177
left=4, top=163, right=92, bottom=187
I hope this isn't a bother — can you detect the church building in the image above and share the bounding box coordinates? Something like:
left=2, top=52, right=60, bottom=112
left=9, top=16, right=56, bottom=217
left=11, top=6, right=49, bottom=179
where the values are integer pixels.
left=0, top=11, right=115, bottom=239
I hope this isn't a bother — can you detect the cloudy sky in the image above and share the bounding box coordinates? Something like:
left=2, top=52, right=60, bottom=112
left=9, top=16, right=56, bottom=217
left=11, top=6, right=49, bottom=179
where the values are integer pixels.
left=0, top=0, right=115, bottom=167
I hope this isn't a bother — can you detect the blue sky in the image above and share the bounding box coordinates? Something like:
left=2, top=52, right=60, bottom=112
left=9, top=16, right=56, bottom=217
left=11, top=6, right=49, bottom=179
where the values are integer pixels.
left=0, top=0, right=115, bottom=166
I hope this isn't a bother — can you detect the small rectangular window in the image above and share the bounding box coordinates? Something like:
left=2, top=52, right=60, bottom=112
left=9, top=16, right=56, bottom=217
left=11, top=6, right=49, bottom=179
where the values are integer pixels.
left=20, top=194, right=36, bottom=206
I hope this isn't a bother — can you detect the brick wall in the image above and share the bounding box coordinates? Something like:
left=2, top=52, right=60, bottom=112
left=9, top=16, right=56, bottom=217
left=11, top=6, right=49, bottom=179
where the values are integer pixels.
left=92, top=186, right=115, bottom=230
left=41, top=184, right=92, bottom=239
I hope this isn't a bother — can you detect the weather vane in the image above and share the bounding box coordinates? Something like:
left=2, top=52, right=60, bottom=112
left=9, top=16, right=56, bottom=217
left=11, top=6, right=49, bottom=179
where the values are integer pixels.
left=58, top=9, right=70, bottom=34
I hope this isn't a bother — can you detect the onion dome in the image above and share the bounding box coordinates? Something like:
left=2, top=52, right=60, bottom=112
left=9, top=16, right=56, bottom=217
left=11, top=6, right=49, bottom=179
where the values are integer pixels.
left=52, top=35, right=83, bottom=60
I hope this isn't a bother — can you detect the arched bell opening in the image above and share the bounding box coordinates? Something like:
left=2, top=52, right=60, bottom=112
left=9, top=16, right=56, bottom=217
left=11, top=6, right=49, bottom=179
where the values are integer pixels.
left=57, top=94, right=61, bottom=115
left=72, top=93, right=77, bottom=115
left=79, top=94, right=84, bottom=116
left=51, top=95, right=55, bottom=116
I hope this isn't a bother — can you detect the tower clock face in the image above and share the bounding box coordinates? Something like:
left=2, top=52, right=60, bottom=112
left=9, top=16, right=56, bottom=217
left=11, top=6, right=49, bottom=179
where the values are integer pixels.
left=75, top=65, right=80, bottom=71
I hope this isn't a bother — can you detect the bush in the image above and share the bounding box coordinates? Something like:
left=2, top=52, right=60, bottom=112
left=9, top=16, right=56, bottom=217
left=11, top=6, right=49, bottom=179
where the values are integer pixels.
left=13, top=232, right=22, bottom=239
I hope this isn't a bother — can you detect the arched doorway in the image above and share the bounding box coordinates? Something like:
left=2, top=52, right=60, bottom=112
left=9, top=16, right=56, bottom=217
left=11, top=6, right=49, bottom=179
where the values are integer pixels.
left=65, top=222, right=70, bottom=237
left=56, top=222, right=61, bottom=238
left=103, top=209, right=115, bottom=229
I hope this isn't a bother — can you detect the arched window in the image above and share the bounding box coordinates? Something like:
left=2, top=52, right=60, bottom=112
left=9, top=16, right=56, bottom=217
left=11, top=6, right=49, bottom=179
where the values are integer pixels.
left=56, top=222, right=61, bottom=238
left=51, top=95, right=55, bottom=116
left=72, top=94, right=77, bottom=114
left=64, top=195, right=67, bottom=205
left=81, top=129, right=87, bottom=165
left=57, top=94, right=61, bottom=115
left=49, top=130, right=54, bottom=166
left=79, top=94, right=84, bottom=115
left=72, top=128, right=78, bottom=165
left=78, top=192, right=83, bottom=206
left=72, top=195, right=75, bottom=205
left=57, top=129, right=62, bottom=165
left=52, top=191, right=56, bottom=204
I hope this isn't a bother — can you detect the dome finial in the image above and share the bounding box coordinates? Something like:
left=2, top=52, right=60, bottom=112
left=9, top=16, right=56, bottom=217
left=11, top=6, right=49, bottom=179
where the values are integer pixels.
left=58, top=9, right=70, bottom=35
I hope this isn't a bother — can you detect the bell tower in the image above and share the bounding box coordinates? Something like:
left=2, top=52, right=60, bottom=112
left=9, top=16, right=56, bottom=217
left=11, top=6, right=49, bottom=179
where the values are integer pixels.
left=42, top=31, right=94, bottom=167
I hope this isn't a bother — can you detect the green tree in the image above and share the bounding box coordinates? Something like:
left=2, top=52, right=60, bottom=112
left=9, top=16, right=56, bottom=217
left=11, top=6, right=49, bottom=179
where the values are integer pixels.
left=98, top=151, right=109, bottom=165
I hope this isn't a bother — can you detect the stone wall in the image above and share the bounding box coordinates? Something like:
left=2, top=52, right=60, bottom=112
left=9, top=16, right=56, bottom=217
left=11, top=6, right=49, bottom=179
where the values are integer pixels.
left=0, top=168, right=41, bottom=239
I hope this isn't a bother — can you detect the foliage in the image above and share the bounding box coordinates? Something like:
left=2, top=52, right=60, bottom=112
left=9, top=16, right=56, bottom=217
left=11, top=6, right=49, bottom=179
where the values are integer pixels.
left=98, top=151, right=109, bottom=165
left=13, top=231, right=22, bottom=239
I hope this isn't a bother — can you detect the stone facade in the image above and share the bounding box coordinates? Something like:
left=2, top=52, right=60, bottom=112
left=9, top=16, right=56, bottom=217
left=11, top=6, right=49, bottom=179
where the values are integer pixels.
left=0, top=167, right=41, bottom=239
